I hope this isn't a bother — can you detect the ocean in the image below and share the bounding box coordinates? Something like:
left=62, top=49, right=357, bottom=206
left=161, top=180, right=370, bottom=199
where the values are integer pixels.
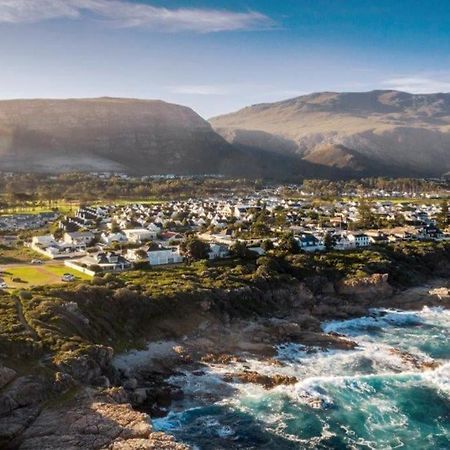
left=154, top=307, right=450, bottom=449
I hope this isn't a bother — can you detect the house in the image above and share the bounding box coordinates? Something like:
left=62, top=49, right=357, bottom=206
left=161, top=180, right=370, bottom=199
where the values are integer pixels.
left=32, top=235, right=57, bottom=247
left=100, top=232, right=128, bottom=245
left=416, top=225, right=443, bottom=240
left=95, top=252, right=132, bottom=271
left=347, top=232, right=370, bottom=248
left=63, top=231, right=95, bottom=246
left=31, top=234, right=88, bottom=259
left=147, top=247, right=183, bottom=266
left=334, top=233, right=354, bottom=250
left=159, top=231, right=183, bottom=242
left=123, top=228, right=157, bottom=243
left=295, top=233, right=325, bottom=252
left=208, top=243, right=229, bottom=260
left=248, top=246, right=266, bottom=256
left=366, top=231, right=389, bottom=245
left=147, top=223, right=161, bottom=234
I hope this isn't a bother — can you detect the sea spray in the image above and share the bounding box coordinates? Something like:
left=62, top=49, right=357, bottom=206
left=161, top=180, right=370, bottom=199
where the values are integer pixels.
left=154, top=307, right=450, bottom=449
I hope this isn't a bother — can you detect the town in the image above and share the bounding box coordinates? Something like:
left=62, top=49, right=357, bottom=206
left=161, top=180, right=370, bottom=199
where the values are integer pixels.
left=1, top=180, right=449, bottom=288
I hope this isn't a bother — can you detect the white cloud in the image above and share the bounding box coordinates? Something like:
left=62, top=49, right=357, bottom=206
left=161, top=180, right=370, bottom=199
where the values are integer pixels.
left=0, top=0, right=274, bottom=32
left=382, top=76, right=450, bottom=93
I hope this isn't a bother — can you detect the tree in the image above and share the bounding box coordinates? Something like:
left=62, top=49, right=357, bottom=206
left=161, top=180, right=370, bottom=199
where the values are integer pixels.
left=230, top=241, right=257, bottom=260
left=324, top=232, right=335, bottom=251
left=437, top=200, right=450, bottom=229
left=135, top=249, right=148, bottom=261
left=357, top=199, right=375, bottom=228
left=261, top=239, right=274, bottom=252
left=110, top=219, right=121, bottom=233
left=180, top=236, right=210, bottom=261
left=278, top=234, right=299, bottom=254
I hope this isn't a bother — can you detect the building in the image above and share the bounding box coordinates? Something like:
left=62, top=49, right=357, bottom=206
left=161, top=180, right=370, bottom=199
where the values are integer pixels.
left=123, top=228, right=157, bottom=243
left=147, top=247, right=183, bottom=266
left=208, top=243, right=230, bottom=260
left=63, top=231, right=95, bottom=246
left=295, top=233, right=325, bottom=252
left=347, top=232, right=370, bottom=248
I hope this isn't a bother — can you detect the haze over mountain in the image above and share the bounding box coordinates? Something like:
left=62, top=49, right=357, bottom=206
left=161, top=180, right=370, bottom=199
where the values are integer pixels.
left=211, top=90, right=450, bottom=177
left=2, top=92, right=450, bottom=179
left=0, top=97, right=341, bottom=180
left=0, top=98, right=230, bottom=175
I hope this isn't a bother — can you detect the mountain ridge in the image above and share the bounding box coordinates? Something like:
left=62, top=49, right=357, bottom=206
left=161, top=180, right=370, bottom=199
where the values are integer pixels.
left=1, top=92, right=450, bottom=179
left=210, top=89, right=450, bottom=177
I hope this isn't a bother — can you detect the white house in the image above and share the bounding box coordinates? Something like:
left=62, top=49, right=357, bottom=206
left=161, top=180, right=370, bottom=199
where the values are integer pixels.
left=123, top=228, right=157, bottom=243
left=63, top=231, right=95, bottom=246
left=208, top=243, right=229, bottom=260
left=147, top=247, right=183, bottom=266
left=347, top=232, right=370, bottom=248
left=101, top=232, right=128, bottom=245
left=31, top=234, right=87, bottom=259
left=147, top=223, right=161, bottom=234
left=334, top=234, right=354, bottom=250
left=248, top=246, right=266, bottom=256
left=32, top=235, right=56, bottom=247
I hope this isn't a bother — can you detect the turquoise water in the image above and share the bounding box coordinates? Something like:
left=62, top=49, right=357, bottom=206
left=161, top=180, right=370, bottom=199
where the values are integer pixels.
left=154, top=307, right=450, bottom=449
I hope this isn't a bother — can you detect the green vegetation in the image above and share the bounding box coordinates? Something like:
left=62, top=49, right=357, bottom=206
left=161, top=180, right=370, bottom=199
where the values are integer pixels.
left=0, top=173, right=260, bottom=210
left=179, top=236, right=210, bottom=261
left=1, top=240, right=449, bottom=383
left=0, top=245, right=46, bottom=264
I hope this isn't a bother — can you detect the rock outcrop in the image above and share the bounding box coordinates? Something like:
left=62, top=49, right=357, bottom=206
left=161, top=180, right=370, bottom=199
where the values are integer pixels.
left=335, top=273, right=393, bottom=299
left=222, top=371, right=297, bottom=389
left=16, top=388, right=189, bottom=450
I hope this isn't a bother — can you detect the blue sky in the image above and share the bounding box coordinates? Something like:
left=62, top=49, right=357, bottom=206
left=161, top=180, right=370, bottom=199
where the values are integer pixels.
left=1, top=0, right=450, bottom=117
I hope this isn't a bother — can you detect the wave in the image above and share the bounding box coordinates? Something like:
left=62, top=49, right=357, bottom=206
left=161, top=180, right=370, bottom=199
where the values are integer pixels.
left=153, top=306, right=450, bottom=449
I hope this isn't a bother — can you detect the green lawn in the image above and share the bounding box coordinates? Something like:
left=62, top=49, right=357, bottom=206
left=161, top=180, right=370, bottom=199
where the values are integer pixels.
left=0, top=263, right=91, bottom=289
left=0, top=200, right=79, bottom=215
left=0, top=198, right=163, bottom=216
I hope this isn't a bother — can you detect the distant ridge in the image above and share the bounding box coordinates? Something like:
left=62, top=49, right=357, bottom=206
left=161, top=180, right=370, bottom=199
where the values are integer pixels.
left=2, top=92, right=450, bottom=179
left=210, top=90, right=450, bottom=177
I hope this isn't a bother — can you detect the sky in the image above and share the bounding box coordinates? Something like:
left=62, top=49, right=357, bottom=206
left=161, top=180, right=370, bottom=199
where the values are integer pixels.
left=1, top=0, right=450, bottom=117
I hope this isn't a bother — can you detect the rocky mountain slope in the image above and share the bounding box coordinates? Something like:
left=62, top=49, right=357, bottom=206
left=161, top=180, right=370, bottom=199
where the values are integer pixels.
left=0, top=98, right=234, bottom=176
left=210, top=90, right=450, bottom=176
left=0, top=98, right=338, bottom=180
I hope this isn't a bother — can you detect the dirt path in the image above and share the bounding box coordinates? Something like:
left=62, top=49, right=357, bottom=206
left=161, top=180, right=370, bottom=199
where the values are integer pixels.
left=13, top=296, right=39, bottom=340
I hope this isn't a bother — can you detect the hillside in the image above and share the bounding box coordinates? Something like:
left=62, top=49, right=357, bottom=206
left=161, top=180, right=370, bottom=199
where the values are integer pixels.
left=0, top=97, right=345, bottom=180
left=210, top=90, right=450, bottom=177
left=0, top=98, right=235, bottom=175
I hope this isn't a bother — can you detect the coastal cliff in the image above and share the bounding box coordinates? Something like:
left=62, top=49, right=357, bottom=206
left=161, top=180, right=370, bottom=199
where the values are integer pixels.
left=1, top=241, right=450, bottom=449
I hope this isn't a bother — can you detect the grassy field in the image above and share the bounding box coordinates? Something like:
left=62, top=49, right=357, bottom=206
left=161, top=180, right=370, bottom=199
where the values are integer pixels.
left=0, top=198, right=163, bottom=216
left=0, top=246, right=48, bottom=264
left=0, top=200, right=79, bottom=215
left=0, top=263, right=91, bottom=289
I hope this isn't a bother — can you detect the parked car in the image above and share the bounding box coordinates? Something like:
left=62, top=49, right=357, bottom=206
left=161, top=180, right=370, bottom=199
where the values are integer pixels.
left=0, top=282, right=8, bottom=289
left=31, top=259, right=43, bottom=264
left=61, top=273, right=75, bottom=282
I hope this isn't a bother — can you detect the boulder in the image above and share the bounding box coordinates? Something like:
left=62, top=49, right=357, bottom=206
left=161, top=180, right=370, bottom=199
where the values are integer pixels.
left=0, top=365, right=16, bottom=389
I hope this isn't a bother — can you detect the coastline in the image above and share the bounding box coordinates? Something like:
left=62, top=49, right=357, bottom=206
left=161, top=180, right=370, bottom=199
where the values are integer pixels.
left=1, top=274, right=449, bottom=449
left=111, top=276, right=450, bottom=420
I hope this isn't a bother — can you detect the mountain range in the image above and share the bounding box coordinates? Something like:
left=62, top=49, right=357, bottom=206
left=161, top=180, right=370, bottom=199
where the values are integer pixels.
left=1, top=91, right=450, bottom=179
left=211, top=90, right=450, bottom=178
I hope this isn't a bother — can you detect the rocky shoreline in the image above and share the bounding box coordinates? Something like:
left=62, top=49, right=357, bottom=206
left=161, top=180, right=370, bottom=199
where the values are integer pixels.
left=114, top=276, right=449, bottom=414
left=1, top=274, right=449, bottom=449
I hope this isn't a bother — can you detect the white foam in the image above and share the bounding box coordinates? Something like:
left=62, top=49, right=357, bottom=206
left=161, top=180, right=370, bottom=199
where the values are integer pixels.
left=113, top=340, right=178, bottom=370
